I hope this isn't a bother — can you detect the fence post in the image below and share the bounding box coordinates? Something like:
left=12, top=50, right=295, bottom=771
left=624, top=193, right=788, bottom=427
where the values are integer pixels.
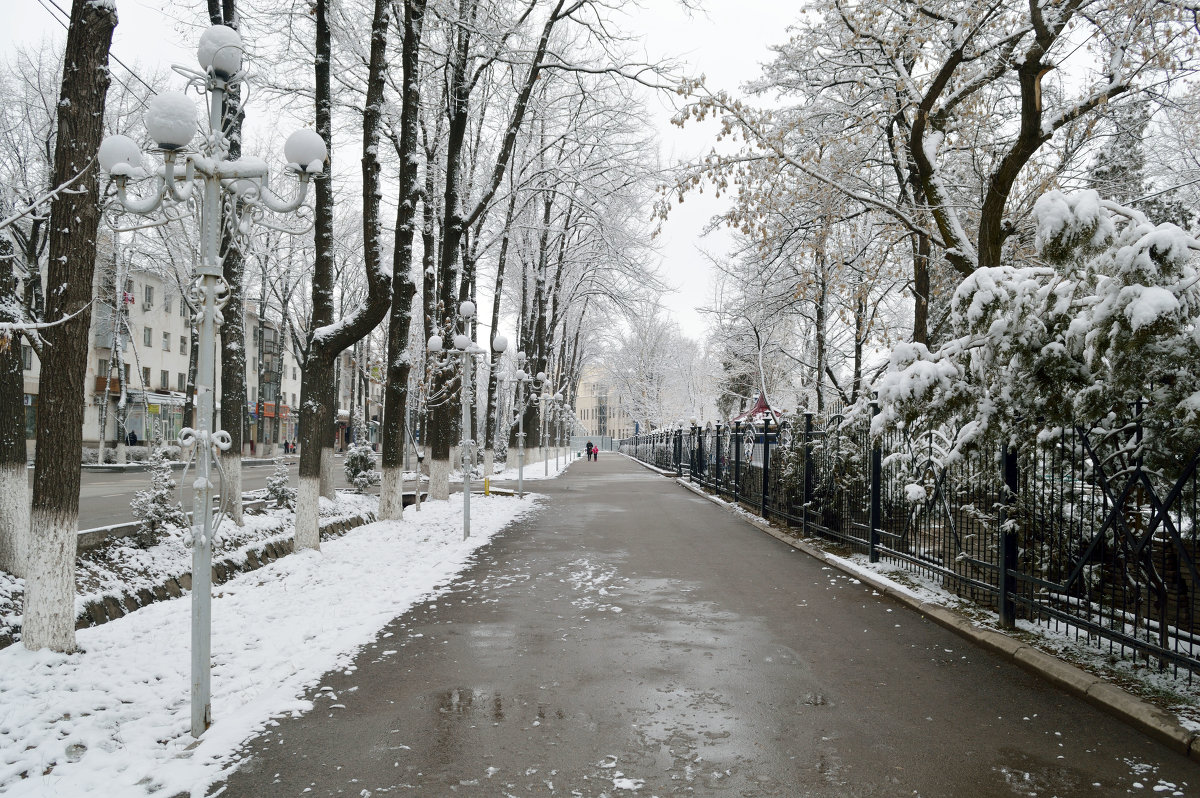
left=998, top=442, right=1019, bottom=628
left=689, top=423, right=698, bottom=482
left=802, top=413, right=813, bottom=537
left=714, top=422, right=723, bottom=489
left=869, top=402, right=882, bottom=563
left=675, top=426, right=683, bottom=477
left=761, top=417, right=772, bottom=521
left=733, top=420, right=742, bottom=506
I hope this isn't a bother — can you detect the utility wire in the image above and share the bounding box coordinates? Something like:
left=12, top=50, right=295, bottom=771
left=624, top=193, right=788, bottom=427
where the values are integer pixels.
left=38, top=0, right=160, bottom=100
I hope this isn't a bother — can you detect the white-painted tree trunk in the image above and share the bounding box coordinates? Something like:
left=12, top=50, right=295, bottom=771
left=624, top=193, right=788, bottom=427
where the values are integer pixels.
left=0, top=464, right=30, bottom=577
left=379, top=465, right=404, bottom=521
left=294, top=475, right=321, bottom=551
left=115, top=442, right=126, bottom=465
left=320, top=447, right=335, bottom=500
left=220, top=451, right=243, bottom=526
left=482, top=450, right=494, bottom=480
left=22, top=509, right=77, bottom=652
left=430, top=457, right=451, bottom=500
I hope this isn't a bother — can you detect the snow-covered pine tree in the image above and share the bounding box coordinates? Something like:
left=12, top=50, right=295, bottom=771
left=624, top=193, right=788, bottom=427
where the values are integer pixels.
left=872, top=189, right=1200, bottom=466
left=266, top=457, right=296, bottom=508
left=130, top=445, right=187, bottom=548
left=344, top=425, right=378, bottom=493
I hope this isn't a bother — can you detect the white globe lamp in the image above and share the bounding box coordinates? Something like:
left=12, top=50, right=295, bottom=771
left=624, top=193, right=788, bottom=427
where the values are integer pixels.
left=97, top=134, right=143, bottom=175
left=145, top=91, right=196, bottom=151
left=284, top=129, right=327, bottom=173
left=197, top=25, right=244, bottom=78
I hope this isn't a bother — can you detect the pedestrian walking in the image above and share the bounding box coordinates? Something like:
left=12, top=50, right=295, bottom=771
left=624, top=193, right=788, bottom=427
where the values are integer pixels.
left=127, top=430, right=138, bottom=447
left=586, top=441, right=594, bottom=461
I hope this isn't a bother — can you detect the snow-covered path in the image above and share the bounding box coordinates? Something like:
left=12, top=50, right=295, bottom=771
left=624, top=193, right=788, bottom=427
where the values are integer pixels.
left=0, top=493, right=543, bottom=797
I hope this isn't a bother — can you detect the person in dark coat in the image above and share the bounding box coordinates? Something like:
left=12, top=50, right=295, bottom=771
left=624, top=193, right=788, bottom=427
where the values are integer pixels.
left=586, top=441, right=594, bottom=461
left=127, top=430, right=138, bottom=447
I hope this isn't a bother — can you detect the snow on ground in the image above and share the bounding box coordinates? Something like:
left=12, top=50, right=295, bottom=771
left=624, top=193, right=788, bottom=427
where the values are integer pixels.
left=0, top=492, right=544, bottom=797
left=451, top=452, right=577, bottom=483
left=0, top=492, right=378, bottom=648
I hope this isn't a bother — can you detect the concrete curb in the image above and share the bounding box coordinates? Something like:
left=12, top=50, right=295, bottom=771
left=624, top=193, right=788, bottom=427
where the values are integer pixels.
left=656, top=470, right=1200, bottom=762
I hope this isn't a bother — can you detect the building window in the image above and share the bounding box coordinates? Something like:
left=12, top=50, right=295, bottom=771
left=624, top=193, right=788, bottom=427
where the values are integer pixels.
left=160, top=369, right=169, bottom=390
left=179, top=335, right=187, bottom=355
left=180, top=299, right=188, bottom=318
left=292, top=367, right=296, bottom=380
left=22, top=345, right=33, bottom=370
left=144, top=285, right=154, bottom=308
left=163, top=295, right=171, bottom=314
left=98, top=358, right=108, bottom=378
left=124, top=363, right=131, bottom=382
left=143, top=326, right=152, bottom=347
left=142, top=366, right=150, bottom=386
left=178, top=372, right=186, bottom=391
left=24, top=394, right=36, bottom=440
left=162, top=331, right=170, bottom=350
left=291, top=393, right=296, bottom=407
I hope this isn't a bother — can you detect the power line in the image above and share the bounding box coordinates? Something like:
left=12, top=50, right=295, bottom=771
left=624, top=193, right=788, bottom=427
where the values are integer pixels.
left=38, top=0, right=160, bottom=99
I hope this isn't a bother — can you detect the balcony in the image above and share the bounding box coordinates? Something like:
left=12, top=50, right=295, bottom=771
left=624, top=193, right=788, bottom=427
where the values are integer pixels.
left=94, top=376, right=121, bottom=394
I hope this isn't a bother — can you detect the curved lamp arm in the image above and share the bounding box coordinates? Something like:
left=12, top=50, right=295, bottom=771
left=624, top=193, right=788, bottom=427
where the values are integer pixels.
left=256, top=173, right=313, bottom=214
left=163, top=156, right=196, bottom=203
left=114, top=175, right=168, bottom=216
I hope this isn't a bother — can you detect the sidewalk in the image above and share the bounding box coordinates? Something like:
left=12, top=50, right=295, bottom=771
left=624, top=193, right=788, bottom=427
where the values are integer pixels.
left=213, top=454, right=1200, bottom=797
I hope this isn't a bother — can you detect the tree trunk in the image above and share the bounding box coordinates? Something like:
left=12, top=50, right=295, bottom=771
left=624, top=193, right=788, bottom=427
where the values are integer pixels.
left=296, top=0, right=394, bottom=546
left=912, top=230, right=930, bottom=347
left=24, top=0, right=116, bottom=652
left=211, top=0, right=246, bottom=525
left=0, top=239, right=30, bottom=577
left=380, top=0, right=427, bottom=520
left=295, top=0, right=338, bottom=549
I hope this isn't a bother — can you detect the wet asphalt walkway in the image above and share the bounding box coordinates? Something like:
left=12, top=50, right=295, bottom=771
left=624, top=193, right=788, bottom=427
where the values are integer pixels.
left=216, top=454, right=1200, bottom=797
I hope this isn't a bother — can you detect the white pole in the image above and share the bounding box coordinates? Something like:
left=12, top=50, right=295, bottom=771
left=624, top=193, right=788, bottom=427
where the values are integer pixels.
left=517, top=379, right=525, bottom=498
left=461, top=350, right=471, bottom=539
left=189, top=78, right=228, bottom=738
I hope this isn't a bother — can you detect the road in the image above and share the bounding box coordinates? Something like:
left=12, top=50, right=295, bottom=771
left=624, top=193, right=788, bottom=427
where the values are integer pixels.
left=53, top=459, right=362, bottom=530
left=214, top=454, right=1200, bottom=797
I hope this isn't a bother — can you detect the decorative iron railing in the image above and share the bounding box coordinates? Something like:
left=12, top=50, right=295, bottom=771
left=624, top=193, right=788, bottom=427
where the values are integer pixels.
left=619, top=409, right=1200, bottom=679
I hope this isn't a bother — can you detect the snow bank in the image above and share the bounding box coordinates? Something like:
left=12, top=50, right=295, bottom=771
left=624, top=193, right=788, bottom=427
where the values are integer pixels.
left=0, top=494, right=542, bottom=797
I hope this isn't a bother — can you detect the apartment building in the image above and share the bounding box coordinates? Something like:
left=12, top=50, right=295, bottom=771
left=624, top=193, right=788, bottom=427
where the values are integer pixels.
left=573, top=364, right=634, bottom=440
left=21, top=265, right=302, bottom=457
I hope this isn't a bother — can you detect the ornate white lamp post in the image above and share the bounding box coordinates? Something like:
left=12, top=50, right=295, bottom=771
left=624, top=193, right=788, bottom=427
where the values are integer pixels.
left=553, top=392, right=564, bottom=469
left=510, top=354, right=547, bottom=497
left=99, top=25, right=324, bottom=738
left=427, top=301, right=506, bottom=538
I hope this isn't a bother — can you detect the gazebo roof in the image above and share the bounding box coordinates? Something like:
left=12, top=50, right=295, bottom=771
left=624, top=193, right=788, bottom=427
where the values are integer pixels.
left=729, top=392, right=775, bottom=424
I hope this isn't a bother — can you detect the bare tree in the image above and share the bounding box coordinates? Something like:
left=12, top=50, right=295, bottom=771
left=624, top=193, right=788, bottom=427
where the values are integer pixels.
left=23, top=0, right=117, bottom=653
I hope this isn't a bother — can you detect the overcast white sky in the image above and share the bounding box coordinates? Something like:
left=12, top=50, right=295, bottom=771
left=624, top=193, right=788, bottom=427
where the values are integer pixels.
left=4, top=0, right=800, bottom=341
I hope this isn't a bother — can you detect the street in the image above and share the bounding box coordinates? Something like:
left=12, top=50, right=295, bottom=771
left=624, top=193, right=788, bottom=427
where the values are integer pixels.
left=65, top=460, right=355, bottom=530
left=214, top=454, right=1199, bottom=797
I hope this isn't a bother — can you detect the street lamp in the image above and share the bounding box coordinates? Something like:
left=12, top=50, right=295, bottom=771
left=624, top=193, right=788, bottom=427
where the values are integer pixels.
left=509, top=355, right=547, bottom=497
left=552, top=392, right=564, bottom=470
left=427, top=301, right=506, bottom=539
left=99, top=24, right=323, bottom=739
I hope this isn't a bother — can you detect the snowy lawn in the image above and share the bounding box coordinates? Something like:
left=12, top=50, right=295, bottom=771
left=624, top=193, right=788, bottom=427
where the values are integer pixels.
left=0, top=493, right=543, bottom=797
left=477, top=451, right=576, bottom=482
left=0, top=492, right=378, bottom=649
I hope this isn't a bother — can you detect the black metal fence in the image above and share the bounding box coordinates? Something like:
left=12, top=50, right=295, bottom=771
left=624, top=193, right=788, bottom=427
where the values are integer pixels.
left=619, top=411, right=1200, bottom=679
